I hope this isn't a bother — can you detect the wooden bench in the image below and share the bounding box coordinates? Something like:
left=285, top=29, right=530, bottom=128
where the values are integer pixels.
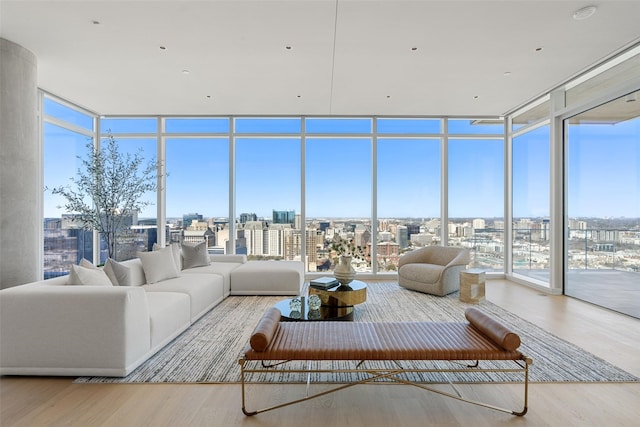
left=239, top=307, right=532, bottom=416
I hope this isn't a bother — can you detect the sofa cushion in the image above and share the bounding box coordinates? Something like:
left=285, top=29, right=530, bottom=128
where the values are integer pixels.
left=398, top=263, right=444, bottom=285
left=230, top=261, right=303, bottom=296
left=138, top=246, right=179, bottom=284
left=181, top=241, right=210, bottom=269
left=143, top=274, right=224, bottom=322
left=67, top=264, right=113, bottom=286
left=104, top=258, right=131, bottom=286
left=145, top=292, right=191, bottom=350
left=180, top=262, right=240, bottom=297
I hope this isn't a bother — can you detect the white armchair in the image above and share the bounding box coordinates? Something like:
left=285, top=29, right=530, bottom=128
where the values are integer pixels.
left=398, top=246, right=471, bottom=296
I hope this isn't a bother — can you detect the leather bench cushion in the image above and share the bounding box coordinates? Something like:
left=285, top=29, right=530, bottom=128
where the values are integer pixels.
left=244, top=319, right=522, bottom=361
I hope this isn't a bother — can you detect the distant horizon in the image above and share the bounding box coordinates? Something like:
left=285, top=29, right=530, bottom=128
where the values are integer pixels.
left=44, top=214, right=640, bottom=223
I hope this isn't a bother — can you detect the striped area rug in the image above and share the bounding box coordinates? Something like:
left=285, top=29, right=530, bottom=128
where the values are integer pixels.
left=75, top=282, right=639, bottom=384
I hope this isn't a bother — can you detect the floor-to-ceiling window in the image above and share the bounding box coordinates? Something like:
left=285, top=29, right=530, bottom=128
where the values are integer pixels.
left=42, top=96, right=96, bottom=277
left=512, top=124, right=551, bottom=283
left=164, top=117, right=229, bottom=252
left=99, top=118, right=159, bottom=261
left=376, top=118, right=441, bottom=273
left=565, top=90, right=640, bottom=318
left=306, top=118, right=372, bottom=274
left=235, top=118, right=301, bottom=261
left=41, top=105, right=509, bottom=277
left=447, top=120, right=505, bottom=271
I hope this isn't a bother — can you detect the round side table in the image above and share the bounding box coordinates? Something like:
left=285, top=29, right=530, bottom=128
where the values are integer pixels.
left=308, top=280, right=367, bottom=307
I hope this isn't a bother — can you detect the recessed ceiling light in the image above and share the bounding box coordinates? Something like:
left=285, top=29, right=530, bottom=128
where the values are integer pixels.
left=206, top=95, right=211, bottom=99
left=92, top=20, right=101, bottom=25
left=296, top=95, right=301, bottom=98
left=285, top=45, right=292, bottom=50
left=410, top=47, right=418, bottom=52
left=386, top=95, right=391, bottom=99
left=573, top=5, right=597, bottom=20
left=535, top=47, right=543, bottom=52
left=473, top=95, right=479, bottom=99
left=159, top=46, right=167, bottom=50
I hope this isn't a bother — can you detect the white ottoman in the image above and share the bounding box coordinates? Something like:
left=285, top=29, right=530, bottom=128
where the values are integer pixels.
left=230, top=261, right=304, bottom=295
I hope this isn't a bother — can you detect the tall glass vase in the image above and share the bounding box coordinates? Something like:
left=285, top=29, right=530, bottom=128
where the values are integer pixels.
left=334, top=255, right=356, bottom=287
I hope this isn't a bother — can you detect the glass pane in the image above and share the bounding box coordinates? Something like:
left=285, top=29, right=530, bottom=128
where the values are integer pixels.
left=377, top=118, right=441, bottom=134
left=306, top=138, right=372, bottom=273
left=101, top=137, right=159, bottom=261
left=305, top=118, right=372, bottom=134
left=235, top=138, right=301, bottom=261
left=101, top=118, right=158, bottom=134
left=448, top=119, right=504, bottom=135
left=166, top=138, right=229, bottom=252
left=565, top=91, right=640, bottom=318
left=165, top=118, right=229, bottom=133
left=377, top=138, right=440, bottom=272
left=448, top=138, right=504, bottom=271
left=512, top=125, right=550, bottom=283
left=43, top=97, right=94, bottom=130
left=234, top=118, right=301, bottom=134
left=43, top=123, right=94, bottom=276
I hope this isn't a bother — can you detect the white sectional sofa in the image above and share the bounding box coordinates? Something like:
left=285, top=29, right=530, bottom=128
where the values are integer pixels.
left=0, top=248, right=304, bottom=377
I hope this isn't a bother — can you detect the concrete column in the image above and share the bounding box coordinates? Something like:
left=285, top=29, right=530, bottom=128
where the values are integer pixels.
left=0, top=38, right=39, bottom=288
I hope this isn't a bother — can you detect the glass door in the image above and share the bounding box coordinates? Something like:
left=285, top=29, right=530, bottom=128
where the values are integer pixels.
left=565, top=90, right=640, bottom=318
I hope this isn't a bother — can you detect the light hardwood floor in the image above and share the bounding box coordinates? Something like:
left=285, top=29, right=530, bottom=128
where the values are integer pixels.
left=2, top=279, right=639, bottom=427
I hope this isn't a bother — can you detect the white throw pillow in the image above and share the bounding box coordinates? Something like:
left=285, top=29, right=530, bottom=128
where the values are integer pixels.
left=125, top=258, right=148, bottom=286
left=79, top=258, right=97, bottom=269
left=103, top=258, right=131, bottom=286
left=137, top=246, right=179, bottom=284
left=67, top=264, right=113, bottom=286
left=181, top=241, right=210, bottom=269
left=153, top=242, right=182, bottom=271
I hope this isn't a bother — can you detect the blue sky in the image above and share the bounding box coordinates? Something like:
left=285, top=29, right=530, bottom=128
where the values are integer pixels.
left=43, top=103, right=640, bottom=221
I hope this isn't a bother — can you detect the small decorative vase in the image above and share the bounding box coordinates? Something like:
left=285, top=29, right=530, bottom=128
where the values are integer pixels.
left=334, top=255, right=356, bottom=286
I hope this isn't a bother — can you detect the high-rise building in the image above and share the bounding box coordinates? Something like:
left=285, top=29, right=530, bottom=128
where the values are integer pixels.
left=239, top=213, right=257, bottom=224
left=397, top=225, right=409, bottom=249
left=183, top=213, right=203, bottom=229
left=187, top=220, right=209, bottom=231
left=379, top=231, right=392, bottom=242
left=273, top=209, right=295, bottom=225
left=473, top=218, right=486, bottom=230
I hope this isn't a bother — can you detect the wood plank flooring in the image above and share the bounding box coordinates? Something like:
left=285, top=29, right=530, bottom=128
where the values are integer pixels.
left=2, top=279, right=639, bottom=427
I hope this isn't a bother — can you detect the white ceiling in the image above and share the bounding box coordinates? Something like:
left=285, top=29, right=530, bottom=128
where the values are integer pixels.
left=2, top=0, right=640, bottom=117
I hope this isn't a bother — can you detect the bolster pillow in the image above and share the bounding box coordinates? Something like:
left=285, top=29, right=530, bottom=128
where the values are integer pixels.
left=249, top=307, right=282, bottom=352
left=465, top=307, right=521, bottom=351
